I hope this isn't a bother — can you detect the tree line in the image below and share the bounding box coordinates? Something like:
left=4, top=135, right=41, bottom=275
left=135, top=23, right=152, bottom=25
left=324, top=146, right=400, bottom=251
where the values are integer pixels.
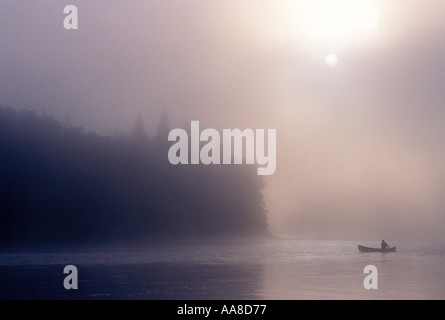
left=0, top=108, right=269, bottom=245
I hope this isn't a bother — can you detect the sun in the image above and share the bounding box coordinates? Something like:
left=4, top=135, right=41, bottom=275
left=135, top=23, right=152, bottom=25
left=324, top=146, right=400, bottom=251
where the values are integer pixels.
left=241, top=0, right=379, bottom=66
left=293, top=0, right=379, bottom=66
left=299, top=0, right=378, bottom=46
left=325, top=54, right=338, bottom=67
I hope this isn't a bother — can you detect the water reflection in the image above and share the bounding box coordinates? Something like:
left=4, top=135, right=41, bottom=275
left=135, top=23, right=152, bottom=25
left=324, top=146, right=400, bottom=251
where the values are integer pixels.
left=1, top=240, right=445, bottom=299
left=0, top=263, right=265, bottom=300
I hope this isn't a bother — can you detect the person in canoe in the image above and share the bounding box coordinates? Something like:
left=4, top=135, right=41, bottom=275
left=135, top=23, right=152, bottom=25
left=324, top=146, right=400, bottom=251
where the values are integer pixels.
left=381, top=240, right=389, bottom=250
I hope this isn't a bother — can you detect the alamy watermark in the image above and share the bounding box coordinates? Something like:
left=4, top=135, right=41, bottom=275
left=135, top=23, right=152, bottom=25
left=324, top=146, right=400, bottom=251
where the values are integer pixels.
left=168, top=121, right=276, bottom=176
left=63, top=265, right=78, bottom=290
left=63, top=5, right=78, bottom=30
left=363, top=265, right=378, bottom=290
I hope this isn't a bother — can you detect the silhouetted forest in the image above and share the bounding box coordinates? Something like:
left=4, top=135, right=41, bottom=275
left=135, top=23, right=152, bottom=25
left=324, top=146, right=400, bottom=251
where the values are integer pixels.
left=0, top=108, right=269, bottom=245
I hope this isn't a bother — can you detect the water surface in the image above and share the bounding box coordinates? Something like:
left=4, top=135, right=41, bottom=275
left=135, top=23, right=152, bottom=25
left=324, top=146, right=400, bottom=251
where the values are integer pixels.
left=1, top=240, right=444, bottom=299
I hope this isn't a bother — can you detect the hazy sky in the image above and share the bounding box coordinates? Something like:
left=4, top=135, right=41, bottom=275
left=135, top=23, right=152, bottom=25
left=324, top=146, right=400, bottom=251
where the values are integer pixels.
left=1, top=0, right=445, bottom=241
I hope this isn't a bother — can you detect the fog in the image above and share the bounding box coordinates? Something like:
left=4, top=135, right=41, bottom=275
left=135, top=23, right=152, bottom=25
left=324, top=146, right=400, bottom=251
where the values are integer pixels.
left=1, top=0, right=445, bottom=241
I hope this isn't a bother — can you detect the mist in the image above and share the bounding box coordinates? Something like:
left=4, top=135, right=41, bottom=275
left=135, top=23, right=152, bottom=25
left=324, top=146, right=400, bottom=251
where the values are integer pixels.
left=1, top=0, right=445, bottom=241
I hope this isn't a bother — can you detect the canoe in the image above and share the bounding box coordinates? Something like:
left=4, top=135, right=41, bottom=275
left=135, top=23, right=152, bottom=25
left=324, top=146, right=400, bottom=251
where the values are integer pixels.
left=358, top=245, right=396, bottom=252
